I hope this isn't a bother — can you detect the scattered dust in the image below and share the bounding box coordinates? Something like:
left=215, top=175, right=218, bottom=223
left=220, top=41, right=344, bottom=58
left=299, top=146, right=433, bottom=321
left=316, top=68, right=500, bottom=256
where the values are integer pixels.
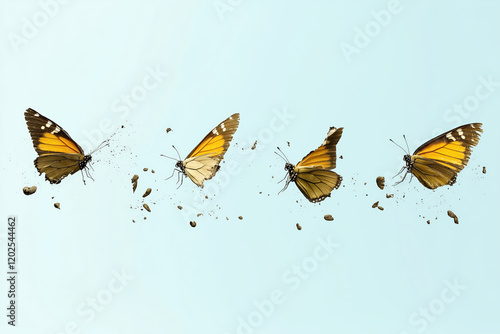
left=142, top=188, right=152, bottom=198
left=324, top=214, right=334, bottom=221
left=23, top=186, right=37, bottom=195
left=376, top=176, right=385, bottom=190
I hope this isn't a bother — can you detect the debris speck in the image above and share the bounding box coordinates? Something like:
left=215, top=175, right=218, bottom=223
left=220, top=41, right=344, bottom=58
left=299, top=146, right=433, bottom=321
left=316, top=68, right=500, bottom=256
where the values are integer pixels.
left=482, top=166, right=486, bottom=174
left=238, top=216, right=243, bottom=220
left=177, top=205, right=183, bottom=210
left=324, top=214, right=334, bottom=221
left=131, top=174, right=139, bottom=192
left=372, top=201, right=379, bottom=208
left=386, top=194, right=394, bottom=198
left=166, top=128, right=172, bottom=133
left=197, top=213, right=203, bottom=217
left=339, top=155, right=343, bottom=159
left=190, top=221, right=196, bottom=227
left=296, top=223, right=302, bottom=230
left=287, top=141, right=290, bottom=147
left=143, top=204, right=151, bottom=212
left=251, top=140, right=257, bottom=150
left=22, top=186, right=37, bottom=195
left=151, top=169, right=155, bottom=173
left=143, top=168, right=148, bottom=172
left=142, top=188, right=152, bottom=198
left=376, top=176, right=385, bottom=190
left=447, top=210, right=459, bottom=224
left=377, top=206, right=384, bottom=211
left=54, top=202, right=60, bottom=209
left=426, top=220, right=430, bottom=224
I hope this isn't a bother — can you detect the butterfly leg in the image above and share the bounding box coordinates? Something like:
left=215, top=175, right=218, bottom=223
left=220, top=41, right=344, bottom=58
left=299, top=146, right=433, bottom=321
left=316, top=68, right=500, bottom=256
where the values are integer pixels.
left=278, top=177, right=291, bottom=195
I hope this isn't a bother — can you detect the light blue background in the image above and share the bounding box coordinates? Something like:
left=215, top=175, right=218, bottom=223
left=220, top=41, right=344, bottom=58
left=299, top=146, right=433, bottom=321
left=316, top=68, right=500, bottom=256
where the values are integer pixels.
left=1, top=1, right=499, bottom=333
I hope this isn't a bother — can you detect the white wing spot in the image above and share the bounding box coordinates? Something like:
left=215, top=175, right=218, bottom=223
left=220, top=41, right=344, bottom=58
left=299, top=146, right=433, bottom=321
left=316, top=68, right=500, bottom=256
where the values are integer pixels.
left=41, top=126, right=45, bottom=130
left=212, top=129, right=218, bottom=135
left=470, top=124, right=475, bottom=128
left=51, top=126, right=61, bottom=134
left=46, top=121, right=52, bottom=128
left=446, top=132, right=456, bottom=141
left=34, top=113, right=40, bottom=117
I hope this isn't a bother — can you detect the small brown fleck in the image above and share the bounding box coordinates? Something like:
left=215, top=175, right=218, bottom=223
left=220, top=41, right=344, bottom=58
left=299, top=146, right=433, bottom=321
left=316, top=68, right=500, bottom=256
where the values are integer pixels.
left=287, top=141, right=290, bottom=147
left=482, top=166, right=486, bottom=174
left=22, top=186, right=37, bottom=195
left=143, top=204, right=151, bottom=212
left=426, top=220, right=430, bottom=224
left=131, top=174, right=139, bottom=183
left=132, top=220, right=135, bottom=223
left=205, top=195, right=208, bottom=199
left=121, top=125, right=124, bottom=128
left=142, top=188, right=152, bottom=198
left=197, top=213, right=203, bottom=217
left=238, top=216, right=243, bottom=220
left=447, top=210, right=459, bottom=224
left=372, top=201, right=379, bottom=208
left=143, top=168, right=148, bottom=172
left=324, top=214, right=334, bottom=221
left=251, top=140, right=257, bottom=150
left=226, top=217, right=229, bottom=221
left=151, top=169, right=155, bottom=173
left=190, top=221, right=196, bottom=227
left=144, top=217, right=147, bottom=220
left=166, top=128, right=172, bottom=133
left=386, top=194, right=394, bottom=198
left=339, top=155, right=343, bottom=159
left=376, top=176, right=385, bottom=190
left=177, top=205, right=183, bottom=210
left=296, top=223, right=302, bottom=230
left=377, top=206, right=384, bottom=211
left=54, top=202, right=60, bottom=209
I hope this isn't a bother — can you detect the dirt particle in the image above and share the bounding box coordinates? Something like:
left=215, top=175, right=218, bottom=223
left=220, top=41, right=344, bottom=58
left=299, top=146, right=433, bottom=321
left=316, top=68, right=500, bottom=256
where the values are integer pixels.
left=143, top=204, right=151, bottom=212
left=132, top=220, right=135, bottom=223
left=482, top=166, right=486, bottom=174
left=131, top=174, right=139, bottom=192
left=205, top=195, right=208, bottom=199
left=143, top=168, right=148, bottom=172
left=296, top=223, right=302, bottom=230
left=23, top=186, right=37, bottom=195
left=177, top=205, right=183, bottom=210
left=197, top=213, right=203, bottom=217
left=324, top=214, right=334, bottom=221
left=427, top=220, right=430, bottom=224
left=151, top=169, right=155, bottom=173
left=54, top=202, right=60, bottom=209
left=447, top=210, right=459, bottom=224
left=372, top=201, right=379, bottom=208
left=386, top=194, right=394, bottom=198
left=287, top=141, right=290, bottom=147
left=377, top=206, right=384, bottom=211
left=339, top=155, right=343, bottom=159
left=190, top=221, right=196, bottom=227
left=251, top=140, right=257, bottom=150
left=166, top=128, right=172, bottom=133
left=376, top=176, right=385, bottom=190
left=142, top=188, right=152, bottom=198
left=238, top=216, right=243, bottom=220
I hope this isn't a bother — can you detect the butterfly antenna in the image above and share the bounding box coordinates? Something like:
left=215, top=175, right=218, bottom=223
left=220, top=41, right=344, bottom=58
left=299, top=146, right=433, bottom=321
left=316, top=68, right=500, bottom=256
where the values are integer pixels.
left=172, top=145, right=181, bottom=160
left=89, top=139, right=110, bottom=155
left=275, top=147, right=290, bottom=163
left=403, top=135, right=410, bottom=154
left=160, top=154, right=178, bottom=161
left=389, top=139, right=408, bottom=154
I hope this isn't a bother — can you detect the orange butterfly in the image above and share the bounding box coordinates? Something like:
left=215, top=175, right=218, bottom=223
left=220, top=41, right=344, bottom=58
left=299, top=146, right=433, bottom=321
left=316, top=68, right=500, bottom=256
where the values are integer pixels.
left=25, top=108, right=107, bottom=184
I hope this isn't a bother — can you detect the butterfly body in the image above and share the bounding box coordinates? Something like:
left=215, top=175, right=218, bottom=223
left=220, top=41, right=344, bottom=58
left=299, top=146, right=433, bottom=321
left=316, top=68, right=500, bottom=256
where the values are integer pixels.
left=280, top=127, right=343, bottom=203
left=171, top=113, right=240, bottom=188
left=397, top=123, right=483, bottom=189
left=25, top=108, right=97, bottom=184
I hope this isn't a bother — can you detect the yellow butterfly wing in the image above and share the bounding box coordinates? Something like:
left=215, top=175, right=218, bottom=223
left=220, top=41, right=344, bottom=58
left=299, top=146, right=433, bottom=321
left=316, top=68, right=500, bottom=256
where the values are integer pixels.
left=410, top=123, right=482, bottom=189
left=294, top=167, right=342, bottom=203
left=297, top=127, right=343, bottom=169
left=182, top=113, right=240, bottom=187
left=25, top=108, right=88, bottom=184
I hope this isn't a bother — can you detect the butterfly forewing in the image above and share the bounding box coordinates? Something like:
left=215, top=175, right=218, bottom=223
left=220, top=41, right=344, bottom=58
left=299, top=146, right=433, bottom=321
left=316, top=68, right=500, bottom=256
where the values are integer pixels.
left=181, top=113, right=240, bottom=187
left=297, top=127, right=343, bottom=169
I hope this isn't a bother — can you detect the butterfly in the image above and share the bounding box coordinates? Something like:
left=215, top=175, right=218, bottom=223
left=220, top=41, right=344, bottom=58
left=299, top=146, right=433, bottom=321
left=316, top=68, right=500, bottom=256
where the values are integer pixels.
left=163, top=113, right=240, bottom=187
left=393, top=123, right=483, bottom=189
left=276, top=127, right=343, bottom=203
left=24, top=108, right=107, bottom=184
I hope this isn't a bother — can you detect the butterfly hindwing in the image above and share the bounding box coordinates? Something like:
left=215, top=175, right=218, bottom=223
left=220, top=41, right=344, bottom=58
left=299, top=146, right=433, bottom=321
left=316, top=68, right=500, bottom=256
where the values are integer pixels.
left=25, top=108, right=89, bottom=184
left=294, top=167, right=342, bottom=203
left=406, top=123, right=483, bottom=189
left=181, top=113, right=240, bottom=187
